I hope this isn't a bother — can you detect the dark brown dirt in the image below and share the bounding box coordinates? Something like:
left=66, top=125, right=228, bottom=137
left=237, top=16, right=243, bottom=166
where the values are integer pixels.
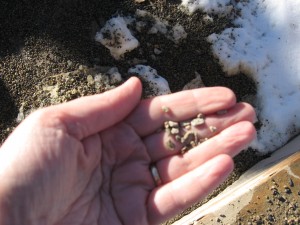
left=0, top=0, right=266, bottom=223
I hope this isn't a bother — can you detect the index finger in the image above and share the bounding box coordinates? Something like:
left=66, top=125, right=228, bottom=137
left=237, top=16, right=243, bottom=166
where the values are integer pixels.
left=42, top=77, right=142, bottom=140
left=125, top=87, right=236, bottom=137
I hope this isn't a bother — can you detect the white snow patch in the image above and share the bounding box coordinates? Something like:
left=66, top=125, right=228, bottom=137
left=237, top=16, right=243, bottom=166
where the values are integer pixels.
left=136, top=10, right=187, bottom=44
left=128, top=65, right=171, bottom=97
left=172, top=24, right=188, bottom=44
left=181, top=0, right=232, bottom=14
left=95, top=16, right=139, bottom=60
left=96, top=12, right=187, bottom=60
left=182, top=71, right=205, bottom=90
left=203, top=15, right=214, bottom=23
left=184, top=0, right=300, bottom=153
left=107, top=67, right=123, bottom=84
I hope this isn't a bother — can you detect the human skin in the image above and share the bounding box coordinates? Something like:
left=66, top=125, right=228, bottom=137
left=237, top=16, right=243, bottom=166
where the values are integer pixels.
left=0, top=77, right=256, bottom=225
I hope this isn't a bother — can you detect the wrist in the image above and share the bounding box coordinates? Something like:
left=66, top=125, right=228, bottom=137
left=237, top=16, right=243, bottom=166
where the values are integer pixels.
left=0, top=184, right=46, bottom=225
left=0, top=186, right=27, bottom=225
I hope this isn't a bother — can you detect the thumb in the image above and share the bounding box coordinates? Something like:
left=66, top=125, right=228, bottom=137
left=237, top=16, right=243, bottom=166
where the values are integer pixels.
left=47, top=77, right=142, bottom=139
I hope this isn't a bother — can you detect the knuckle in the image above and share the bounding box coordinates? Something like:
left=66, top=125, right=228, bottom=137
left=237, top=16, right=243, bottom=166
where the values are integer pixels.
left=28, top=107, right=66, bottom=130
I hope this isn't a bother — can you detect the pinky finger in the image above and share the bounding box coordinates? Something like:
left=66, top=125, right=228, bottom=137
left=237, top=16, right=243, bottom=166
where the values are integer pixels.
left=147, top=154, right=234, bottom=225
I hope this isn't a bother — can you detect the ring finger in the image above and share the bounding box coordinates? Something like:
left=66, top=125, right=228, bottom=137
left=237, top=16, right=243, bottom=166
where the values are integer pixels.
left=152, top=121, right=256, bottom=185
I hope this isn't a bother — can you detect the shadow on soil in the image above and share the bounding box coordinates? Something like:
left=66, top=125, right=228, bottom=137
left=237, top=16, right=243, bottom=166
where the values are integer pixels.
left=0, top=0, right=105, bottom=59
left=0, top=78, right=18, bottom=138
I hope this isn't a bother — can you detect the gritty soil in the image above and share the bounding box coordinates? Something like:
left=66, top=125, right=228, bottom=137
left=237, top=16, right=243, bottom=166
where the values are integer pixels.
left=235, top=155, right=300, bottom=225
left=0, top=0, right=270, bottom=224
left=195, top=153, right=300, bottom=225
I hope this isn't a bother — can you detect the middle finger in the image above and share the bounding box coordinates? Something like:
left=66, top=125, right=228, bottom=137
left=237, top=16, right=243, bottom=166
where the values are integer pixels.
left=125, top=87, right=236, bottom=137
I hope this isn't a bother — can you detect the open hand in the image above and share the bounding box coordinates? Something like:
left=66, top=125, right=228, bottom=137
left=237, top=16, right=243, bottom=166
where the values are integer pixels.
left=0, top=77, right=256, bottom=225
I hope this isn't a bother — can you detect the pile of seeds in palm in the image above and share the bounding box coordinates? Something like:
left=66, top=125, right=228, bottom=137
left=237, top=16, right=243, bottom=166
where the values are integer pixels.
left=162, top=106, right=217, bottom=154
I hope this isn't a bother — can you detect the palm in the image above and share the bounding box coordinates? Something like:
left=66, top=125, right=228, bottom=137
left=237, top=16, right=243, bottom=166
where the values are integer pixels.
left=98, top=123, right=153, bottom=225
left=0, top=78, right=256, bottom=225
left=53, top=122, right=154, bottom=225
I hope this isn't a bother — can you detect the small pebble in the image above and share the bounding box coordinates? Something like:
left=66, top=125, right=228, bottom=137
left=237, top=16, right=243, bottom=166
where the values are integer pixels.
left=171, top=128, right=179, bottom=134
left=190, top=141, right=196, bottom=147
left=209, top=126, right=217, bottom=133
left=166, top=140, right=176, bottom=150
left=175, top=135, right=181, bottom=141
left=162, top=105, right=170, bottom=113
left=284, top=186, right=292, bottom=194
left=168, top=121, right=179, bottom=128
left=154, top=48, right=162, bottom=55
left=181, top=131, right=195, bottom=145
left=87, top=75, right=94, bottom=84
left=289, top=178, right=294, bottom=187
left=185, top=125, right=191, bottom=130
left=181, top=121, right=191, bottom=127
left=197, top=113, right=205, bottom=118
left=180, top=146, right=188, bottom=154
left=191, top=117, right=205, bottom=126
left=200, top=138, right=209, bottom=143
